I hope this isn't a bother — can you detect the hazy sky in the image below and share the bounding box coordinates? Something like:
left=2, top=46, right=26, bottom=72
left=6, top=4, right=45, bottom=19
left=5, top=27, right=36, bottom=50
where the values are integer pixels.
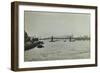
left=24, top=11, right=90, bottom=38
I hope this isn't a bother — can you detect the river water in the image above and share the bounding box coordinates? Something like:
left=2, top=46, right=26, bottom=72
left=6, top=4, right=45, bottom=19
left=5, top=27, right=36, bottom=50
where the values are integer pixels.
left=24, top=40, right=90, bottom=61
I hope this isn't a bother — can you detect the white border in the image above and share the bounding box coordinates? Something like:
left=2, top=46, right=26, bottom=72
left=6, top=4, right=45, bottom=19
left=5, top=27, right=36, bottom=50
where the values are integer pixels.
left=18, top=5, right=96, bottom=68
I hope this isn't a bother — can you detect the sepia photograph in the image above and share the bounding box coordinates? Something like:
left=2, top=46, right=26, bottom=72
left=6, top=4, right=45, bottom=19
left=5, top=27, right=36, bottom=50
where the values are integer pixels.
left=24, top=11, right=90, bottom=61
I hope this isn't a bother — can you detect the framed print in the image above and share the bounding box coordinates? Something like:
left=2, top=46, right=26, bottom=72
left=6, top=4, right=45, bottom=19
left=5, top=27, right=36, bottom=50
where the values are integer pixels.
left=11, top=1, right=98, bottom=71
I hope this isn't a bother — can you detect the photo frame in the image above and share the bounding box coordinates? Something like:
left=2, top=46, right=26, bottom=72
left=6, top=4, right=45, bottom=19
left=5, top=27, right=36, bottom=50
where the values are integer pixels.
left=11, top=1, right=97, bottom=71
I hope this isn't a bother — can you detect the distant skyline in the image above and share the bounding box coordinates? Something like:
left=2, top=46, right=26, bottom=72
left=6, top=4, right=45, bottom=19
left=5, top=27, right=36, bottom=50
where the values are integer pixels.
left=24, top=11, right=90, bottom=38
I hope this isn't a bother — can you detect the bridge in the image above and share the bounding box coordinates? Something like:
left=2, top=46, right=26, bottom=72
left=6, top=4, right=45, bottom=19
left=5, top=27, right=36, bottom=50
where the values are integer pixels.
left=39, top=36, right=90, bottom=42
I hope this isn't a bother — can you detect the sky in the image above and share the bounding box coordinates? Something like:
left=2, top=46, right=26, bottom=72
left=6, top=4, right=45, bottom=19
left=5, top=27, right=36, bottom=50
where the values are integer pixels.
left=24, top=11, right=90, bottom=38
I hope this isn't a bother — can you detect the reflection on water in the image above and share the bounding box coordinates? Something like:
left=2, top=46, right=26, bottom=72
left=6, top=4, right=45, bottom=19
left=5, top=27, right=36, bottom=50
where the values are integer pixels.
left=24, top=40, right=90, bottom=62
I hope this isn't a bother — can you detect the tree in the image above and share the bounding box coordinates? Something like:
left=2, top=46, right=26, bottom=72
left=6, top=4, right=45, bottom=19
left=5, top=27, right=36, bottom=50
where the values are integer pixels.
left=24, top=31, right=30, bottom=42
